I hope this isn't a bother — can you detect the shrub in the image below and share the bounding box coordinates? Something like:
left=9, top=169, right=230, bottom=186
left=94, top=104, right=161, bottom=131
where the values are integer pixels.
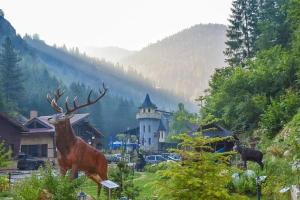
left=156, top=134, right=248, bottom=200
left=144, top=162, right=169, bottom=173
left=0, top=176, right=9, bottom=192
left=12, top=164, right=85, bottom=200
left=232, top=171, right=256, bottom=195
left=109, top=161, right=140, bottom=199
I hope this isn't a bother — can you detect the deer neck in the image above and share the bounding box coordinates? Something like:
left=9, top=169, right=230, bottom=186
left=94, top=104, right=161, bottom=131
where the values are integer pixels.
left=236, top=145, right=243, bottom=154
left=54, top=119, right=77, bottom=155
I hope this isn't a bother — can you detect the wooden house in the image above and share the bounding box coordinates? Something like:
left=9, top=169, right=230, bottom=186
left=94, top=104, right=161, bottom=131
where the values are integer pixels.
left=0, top=113, right=28, bottom=157
left=0, top=112, right=103, bottom=161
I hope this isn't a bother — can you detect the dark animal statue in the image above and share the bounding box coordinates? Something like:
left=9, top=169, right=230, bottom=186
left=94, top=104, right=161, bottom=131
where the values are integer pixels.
left=233, top=141, right=264, bottom=170
left=46, top=85, right=108, bottom=198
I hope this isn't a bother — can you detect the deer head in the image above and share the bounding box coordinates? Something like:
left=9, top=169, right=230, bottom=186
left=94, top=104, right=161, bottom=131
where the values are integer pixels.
left=47, top=84, right=108, bottom=125
left=232, top=134, right=240, bottom=151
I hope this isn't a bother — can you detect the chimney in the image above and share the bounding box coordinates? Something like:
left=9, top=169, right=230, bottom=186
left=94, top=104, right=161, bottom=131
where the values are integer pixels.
left=30, top=110, right=38, bottom=119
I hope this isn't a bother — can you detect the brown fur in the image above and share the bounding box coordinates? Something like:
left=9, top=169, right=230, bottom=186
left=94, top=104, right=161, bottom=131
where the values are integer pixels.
left=54, top=119, right=108, bottom=198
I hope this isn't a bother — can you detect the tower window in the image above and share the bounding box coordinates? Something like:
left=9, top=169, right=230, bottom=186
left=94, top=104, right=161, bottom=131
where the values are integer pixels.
left=160, top=131, right=164, bottom=139
left=148, top=138, right=151, bottom=145
left=148, top=125, right=151, bottom=133
left=143, top=125, right=146, bottom=133
left=148, top=108, right=151, bottom=113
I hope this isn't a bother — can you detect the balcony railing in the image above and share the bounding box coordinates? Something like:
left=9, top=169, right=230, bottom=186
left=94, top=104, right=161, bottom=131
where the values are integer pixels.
left=136, top=112, right=161, bottom=119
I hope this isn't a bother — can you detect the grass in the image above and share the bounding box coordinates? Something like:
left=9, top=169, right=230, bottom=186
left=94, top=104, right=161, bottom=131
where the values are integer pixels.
left=133, top=172, right=159, bottom=200
left=81, top=179, right=107, bottom=199
left=82, top=171, right=158, bottom=200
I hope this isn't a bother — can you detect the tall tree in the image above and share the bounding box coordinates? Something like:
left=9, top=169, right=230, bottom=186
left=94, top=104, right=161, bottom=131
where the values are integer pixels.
left=256, top=0, right=290, bottom=50
left=0, top=37, right=23, bottom=110
left=225, top=0, right=259, bottom=67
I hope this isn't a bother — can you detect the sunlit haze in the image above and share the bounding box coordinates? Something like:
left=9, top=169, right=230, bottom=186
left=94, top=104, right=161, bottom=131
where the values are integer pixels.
left=1, top=0, right=232, bottom=50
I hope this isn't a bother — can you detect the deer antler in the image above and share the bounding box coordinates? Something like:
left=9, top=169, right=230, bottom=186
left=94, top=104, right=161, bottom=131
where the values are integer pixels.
left=65, top=83, right=108, bottom=115
left=47, top=88, right=64, bottom=113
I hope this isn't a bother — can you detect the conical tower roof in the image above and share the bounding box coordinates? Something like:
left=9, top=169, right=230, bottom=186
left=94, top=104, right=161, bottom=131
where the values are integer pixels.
left=140, top=94, right=157, bottom=109
left=157, top=120, right=166, bottom=132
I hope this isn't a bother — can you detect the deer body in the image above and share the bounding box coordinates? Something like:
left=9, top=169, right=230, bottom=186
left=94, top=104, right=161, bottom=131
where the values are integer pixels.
left=234, top=143, right=263, bottom=170
left=47, top=85, right=108, bottom=198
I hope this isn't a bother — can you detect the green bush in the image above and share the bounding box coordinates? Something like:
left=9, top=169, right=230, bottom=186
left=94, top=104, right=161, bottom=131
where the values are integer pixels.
left=144, top=162, right=169, bottom=173
left=109, top=161, right=140, bottom=199
left=156, top=134, right=248, bottom=200
left=12, top=164, right=85, bottom=200
left=0, top=176, right=9, bottom=192
left=232, top=171, right=256, bottom=195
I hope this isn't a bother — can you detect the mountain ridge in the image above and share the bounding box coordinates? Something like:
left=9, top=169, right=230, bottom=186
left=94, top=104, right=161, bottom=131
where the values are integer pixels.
left=120, top=23, right=227, bottom=100
left=0, top=15, right=192, bottom=111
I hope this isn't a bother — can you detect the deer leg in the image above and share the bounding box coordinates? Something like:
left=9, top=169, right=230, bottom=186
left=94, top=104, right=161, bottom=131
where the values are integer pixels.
left=97, top=183, right=102, bottom=199
left=243, top=160, right=247, bottom=169
left=71, top=165, right=78, bottom=179
left=87, top=174, right=102, bottom=199
left=258, top=161, right=264, bottom=170
left=59, top=167, right=68, bottom=176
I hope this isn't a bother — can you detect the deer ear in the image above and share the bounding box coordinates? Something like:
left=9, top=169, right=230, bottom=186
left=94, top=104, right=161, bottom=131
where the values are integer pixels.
left=233, top=134, right=239, bottom=141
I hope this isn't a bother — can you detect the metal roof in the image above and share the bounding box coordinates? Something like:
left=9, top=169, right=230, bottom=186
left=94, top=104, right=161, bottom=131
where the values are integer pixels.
left=139, top=94, right=157, bottom=109
left=157, top=120, right=166, bottom=132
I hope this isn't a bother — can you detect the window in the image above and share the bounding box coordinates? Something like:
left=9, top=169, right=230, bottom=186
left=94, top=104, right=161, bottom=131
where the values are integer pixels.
left=160, top=131, right=164, bottom=139
left=143, top=108, right=145, bottom=113
left=148, top=138, right=151, bottom=145
left=143, top=125, right=146, bottom=133
left=21, top=144, right=48, bottom=157
left=41, top=144, right=48, bottom=157
left=148, top=125, right=151, bottom=133
left=147, top=156, right=155, bottom=161
left=9, top=144, right=14, bottom=156
left=148, top=108, right=151, bottom=113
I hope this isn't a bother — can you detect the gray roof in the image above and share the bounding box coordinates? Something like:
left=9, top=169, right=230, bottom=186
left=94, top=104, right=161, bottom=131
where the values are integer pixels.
left=140, top=94, right=157, bottom=109
left=187, top=122, right=232, bottom=138
left=24, top=113, right=90, bottom=134
left=157, top=120, right=166, bottom=132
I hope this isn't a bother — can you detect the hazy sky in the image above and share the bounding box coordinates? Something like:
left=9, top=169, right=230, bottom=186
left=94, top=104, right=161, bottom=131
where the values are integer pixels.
left=2, top=0, right=233, bottom=50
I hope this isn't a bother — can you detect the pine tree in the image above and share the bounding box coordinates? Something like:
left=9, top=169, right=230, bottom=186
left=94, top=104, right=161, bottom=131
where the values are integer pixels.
left=0, top=37, right=23, bottom=110
left=224, top=0, right=259, bottom=67
left=256, top=0, right=290, bottom=50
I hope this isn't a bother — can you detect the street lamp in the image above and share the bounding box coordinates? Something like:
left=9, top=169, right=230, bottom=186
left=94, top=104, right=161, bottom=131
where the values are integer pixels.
left=77, top=191, right=87, bottom=200
left=256, top=176, right=267, bottom=200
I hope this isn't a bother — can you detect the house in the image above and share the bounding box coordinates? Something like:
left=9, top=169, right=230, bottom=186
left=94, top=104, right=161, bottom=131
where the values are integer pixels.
left=21, top=112, right=103, bottom=161
left=0, top=112, right=104, bottom=161
left=0, top=113, right=28, bottom=157
left=187, top=122, right=234, bottom=152
left=135, top=94, right=173, bottom=152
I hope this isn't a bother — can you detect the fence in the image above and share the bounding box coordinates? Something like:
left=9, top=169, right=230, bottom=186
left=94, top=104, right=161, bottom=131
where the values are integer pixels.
left=0, top=169, right=37, bottom=185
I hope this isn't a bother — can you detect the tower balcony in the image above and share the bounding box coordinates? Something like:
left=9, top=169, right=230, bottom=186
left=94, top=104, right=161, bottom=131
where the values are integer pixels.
left=136, top=112, right=161, bottom=120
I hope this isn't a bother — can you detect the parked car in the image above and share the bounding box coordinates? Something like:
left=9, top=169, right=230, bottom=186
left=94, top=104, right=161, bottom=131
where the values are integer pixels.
left=145, top=155, right=167, bottom=164
left=17, top=153, right=45, bottom=170
left=106, top=154, right=122, bottom=163
left=162, top=153, right=181, bottom=162
left=167, top=154, right=181, bottom=161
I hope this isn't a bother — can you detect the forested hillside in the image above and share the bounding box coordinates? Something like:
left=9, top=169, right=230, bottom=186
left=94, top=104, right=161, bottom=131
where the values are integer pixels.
left=83, top=46, right=135, bottom=63
left=198, top=0, right=300, bottom=197
left=120, top=24, right=227, bottom=100
left=0, top=13, right=188, bottom=144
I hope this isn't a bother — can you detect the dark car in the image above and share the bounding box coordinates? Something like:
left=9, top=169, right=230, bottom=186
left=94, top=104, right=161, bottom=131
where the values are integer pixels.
left=17, top=153, right=45, bottom=170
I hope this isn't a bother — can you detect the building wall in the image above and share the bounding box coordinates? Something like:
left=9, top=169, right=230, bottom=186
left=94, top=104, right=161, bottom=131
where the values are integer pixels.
left=139, top=118, right=160, bottom=151
left=0, top=117, right=21, bottom=157
left=20, top=134, right=55, bottom=161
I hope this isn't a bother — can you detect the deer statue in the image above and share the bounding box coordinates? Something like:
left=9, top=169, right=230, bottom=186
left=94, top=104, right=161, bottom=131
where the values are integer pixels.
left=46, top=84, right=108, bottom=198
left=233, top=139, right=264, bottom=170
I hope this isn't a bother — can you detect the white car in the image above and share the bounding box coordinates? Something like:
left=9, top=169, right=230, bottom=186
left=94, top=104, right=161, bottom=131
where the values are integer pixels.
left=145, top=155, right=167, bottom=164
